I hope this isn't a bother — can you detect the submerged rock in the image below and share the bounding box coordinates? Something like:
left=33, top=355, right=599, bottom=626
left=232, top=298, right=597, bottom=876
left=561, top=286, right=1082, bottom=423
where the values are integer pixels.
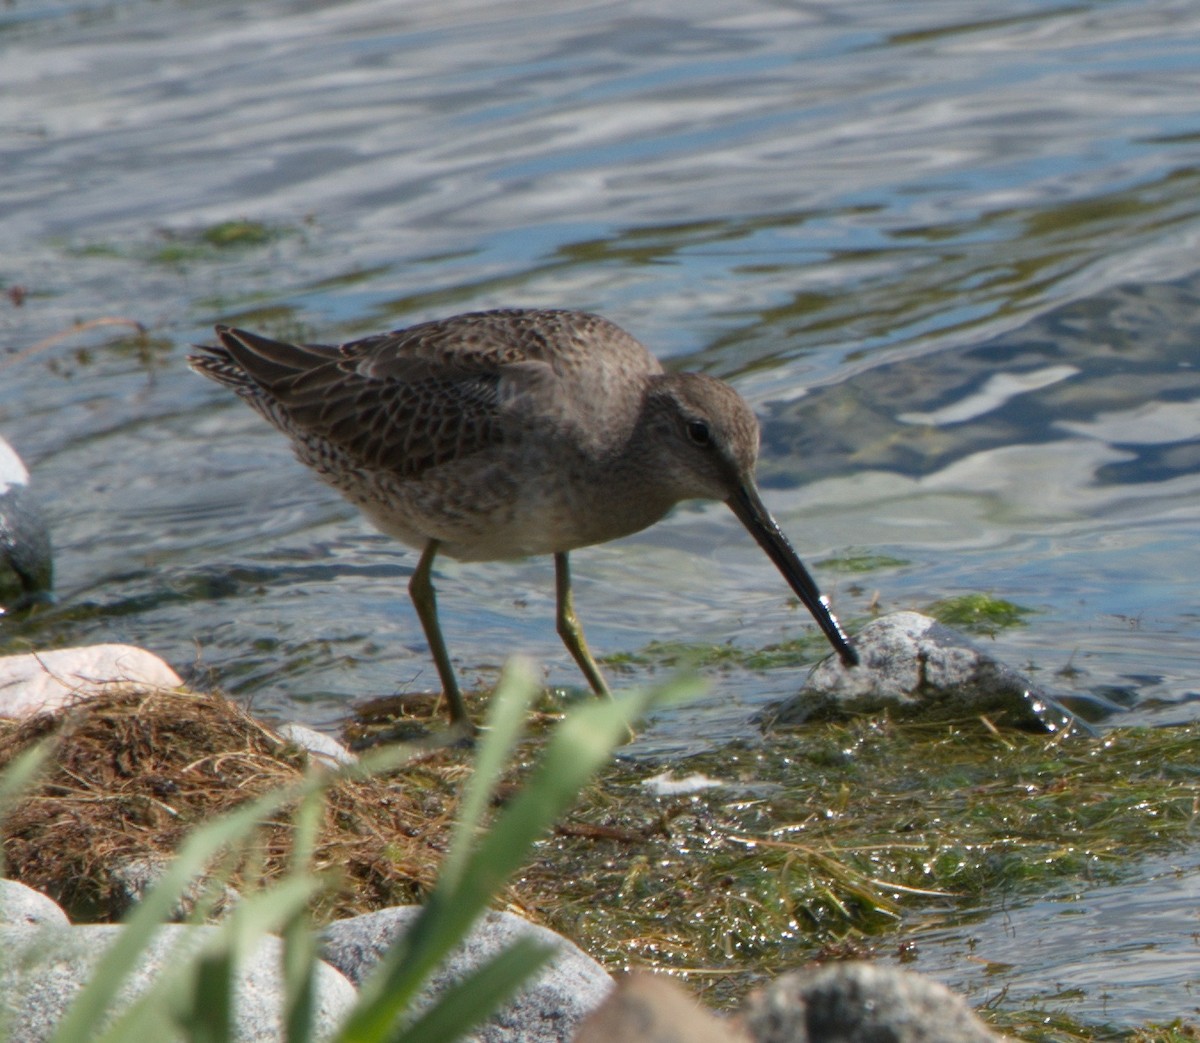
left=770, top=611, right=1075, bottom=732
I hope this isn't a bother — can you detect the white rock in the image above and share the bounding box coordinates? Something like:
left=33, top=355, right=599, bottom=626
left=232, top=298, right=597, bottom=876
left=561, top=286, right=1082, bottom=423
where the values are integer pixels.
left=276, top=722, right=357, bottom=766
left=0, top=923, right=357, bottom=1043
left=0, top=881, right=69, bottom=929
left=0, top=434, right=52, bottom=611
left=641, top=771, right=725, bottom=796
left=0, top=438, right=29, bottom=495
left=0, top=645, right=183, bottom=719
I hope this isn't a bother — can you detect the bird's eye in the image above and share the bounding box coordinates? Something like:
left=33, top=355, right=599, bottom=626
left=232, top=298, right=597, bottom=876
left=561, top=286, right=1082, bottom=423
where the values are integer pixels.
left=686, top=419, right=711, bottom=447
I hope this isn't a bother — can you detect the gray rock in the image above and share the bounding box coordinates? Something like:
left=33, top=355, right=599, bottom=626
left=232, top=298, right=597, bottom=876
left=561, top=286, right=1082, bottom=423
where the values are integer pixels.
left=769, top=611, right=1074, bottom=732
left=320, top=906, right=612, bottom=1043
left=0, top=881, right=69, bottom=929
left=0, top=923, right=356, bottom=1043
left=0, top=436, right=52, bottom=615
left=737, top=962, right=1003, bottom=1043
left=276, top=722, right=357, bottom=766
left=107, top=857, right=240, bottom=922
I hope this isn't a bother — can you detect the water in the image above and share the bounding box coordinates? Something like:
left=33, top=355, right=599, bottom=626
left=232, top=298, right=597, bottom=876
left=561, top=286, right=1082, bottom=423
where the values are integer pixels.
left=4, top=0, right=1200, bottom=1027
left=901, top=853, right=1200, bottom=1028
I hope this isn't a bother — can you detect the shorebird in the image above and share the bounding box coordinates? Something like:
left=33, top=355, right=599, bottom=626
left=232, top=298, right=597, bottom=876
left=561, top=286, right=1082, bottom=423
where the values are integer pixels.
left=189, top=309, right=857, bottom=725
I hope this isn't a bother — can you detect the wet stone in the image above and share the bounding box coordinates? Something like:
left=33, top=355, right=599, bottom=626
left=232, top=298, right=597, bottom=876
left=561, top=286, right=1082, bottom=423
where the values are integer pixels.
left=770, top=611, right=1075, bottom=733
left=736, top=962, right=1004, bottom=1043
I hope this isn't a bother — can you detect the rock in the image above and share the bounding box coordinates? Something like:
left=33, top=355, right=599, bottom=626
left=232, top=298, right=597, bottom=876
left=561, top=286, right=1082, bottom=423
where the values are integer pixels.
left=320, top=906, right=612, bottom=1043
left=0, top=880, right=69, bottom=929
left=641, top=771, right=726, bottom=796
left=769, top=611, right=1074, bottom=732
left=736, top=962, right=1003, bottom=1043
left=575, top=972, right=749, bottom=1043
left=0, top=923, right=356, bottom=1043
left=107, top=857, right=240, bottom=922
left=0, top=436, right=52, bottom=614
left=276, top=722, right=357, bottom=766
left=0, top=645, right=183, bottom=719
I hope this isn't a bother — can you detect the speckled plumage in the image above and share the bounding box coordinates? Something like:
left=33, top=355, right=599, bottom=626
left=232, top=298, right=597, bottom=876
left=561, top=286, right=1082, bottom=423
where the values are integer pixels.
left=189, top=308, right=855, bottom=725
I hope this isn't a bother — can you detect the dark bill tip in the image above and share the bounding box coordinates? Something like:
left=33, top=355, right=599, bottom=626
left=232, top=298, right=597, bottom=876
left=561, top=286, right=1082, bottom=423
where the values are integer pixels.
left=727, top=485, right=858, bottom=669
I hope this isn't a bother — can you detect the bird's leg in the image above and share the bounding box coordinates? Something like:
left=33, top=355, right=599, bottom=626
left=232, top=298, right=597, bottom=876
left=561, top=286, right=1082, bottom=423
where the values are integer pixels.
left=554, top=552, right=612, bottom=699
left=409, top=539, right=471, bottom=726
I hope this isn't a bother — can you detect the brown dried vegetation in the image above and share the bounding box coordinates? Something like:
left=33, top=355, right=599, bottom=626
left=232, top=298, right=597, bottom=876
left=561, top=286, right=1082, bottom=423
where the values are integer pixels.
left=0, top=687, right=456, bottom=922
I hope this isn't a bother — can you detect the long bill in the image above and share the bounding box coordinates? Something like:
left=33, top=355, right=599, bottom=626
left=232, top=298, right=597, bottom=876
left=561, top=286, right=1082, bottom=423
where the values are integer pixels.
left=727, top=483, right=859, bottom=668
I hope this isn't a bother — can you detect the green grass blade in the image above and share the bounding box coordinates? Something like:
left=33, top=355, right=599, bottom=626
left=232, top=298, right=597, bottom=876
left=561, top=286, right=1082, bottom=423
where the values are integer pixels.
left=47, top=782, right=307, bottom=1043
left=0, top=741, right=48, bottom=806
left=89, top=873, right=323, bottom=1043
left=281, top=914, right=318, bottom=1043
left=340, top=675, right=701, bottom=1043
left=0, top=742, right=49, bottom=876
left=181, top=950, right=235, bottom=1043
left=43, top=742, right=423, bottom=1043
left=439, top=657, right=536, bottom=892
left=283, top=785, right=323, bottom=1043
left=449, top=678, right=699, bottom=905
left=392, top=937, right=556, bottom=1043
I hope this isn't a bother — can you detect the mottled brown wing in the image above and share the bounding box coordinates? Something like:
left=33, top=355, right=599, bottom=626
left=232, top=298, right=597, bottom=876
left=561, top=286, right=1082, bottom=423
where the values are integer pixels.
left=191, top=309, right=654, bottom=478
left=341, top=309, right=650, bottom=380
left=199, top=326, right=534, bottom=479
left=281, top=366, right=514, bottom=478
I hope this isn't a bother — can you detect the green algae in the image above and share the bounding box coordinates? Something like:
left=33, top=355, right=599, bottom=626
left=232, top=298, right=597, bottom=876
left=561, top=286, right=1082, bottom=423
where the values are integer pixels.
left=198, top=219, right=278, bottom=248
left=151, top=219, right=291, bottom=264
left=605, top=589, right=1035, bottom=675
left=511, top=714, right=1200, bottom=1035
left=816, top=551, right=912, bottom=573
left=603, top=634, right=831, bottom=672
left=983, top=1010, right=1200, bottom=1042
left=926, top=593, right=1036, bottom=633
left=61, top=219, right=299, bottom=268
